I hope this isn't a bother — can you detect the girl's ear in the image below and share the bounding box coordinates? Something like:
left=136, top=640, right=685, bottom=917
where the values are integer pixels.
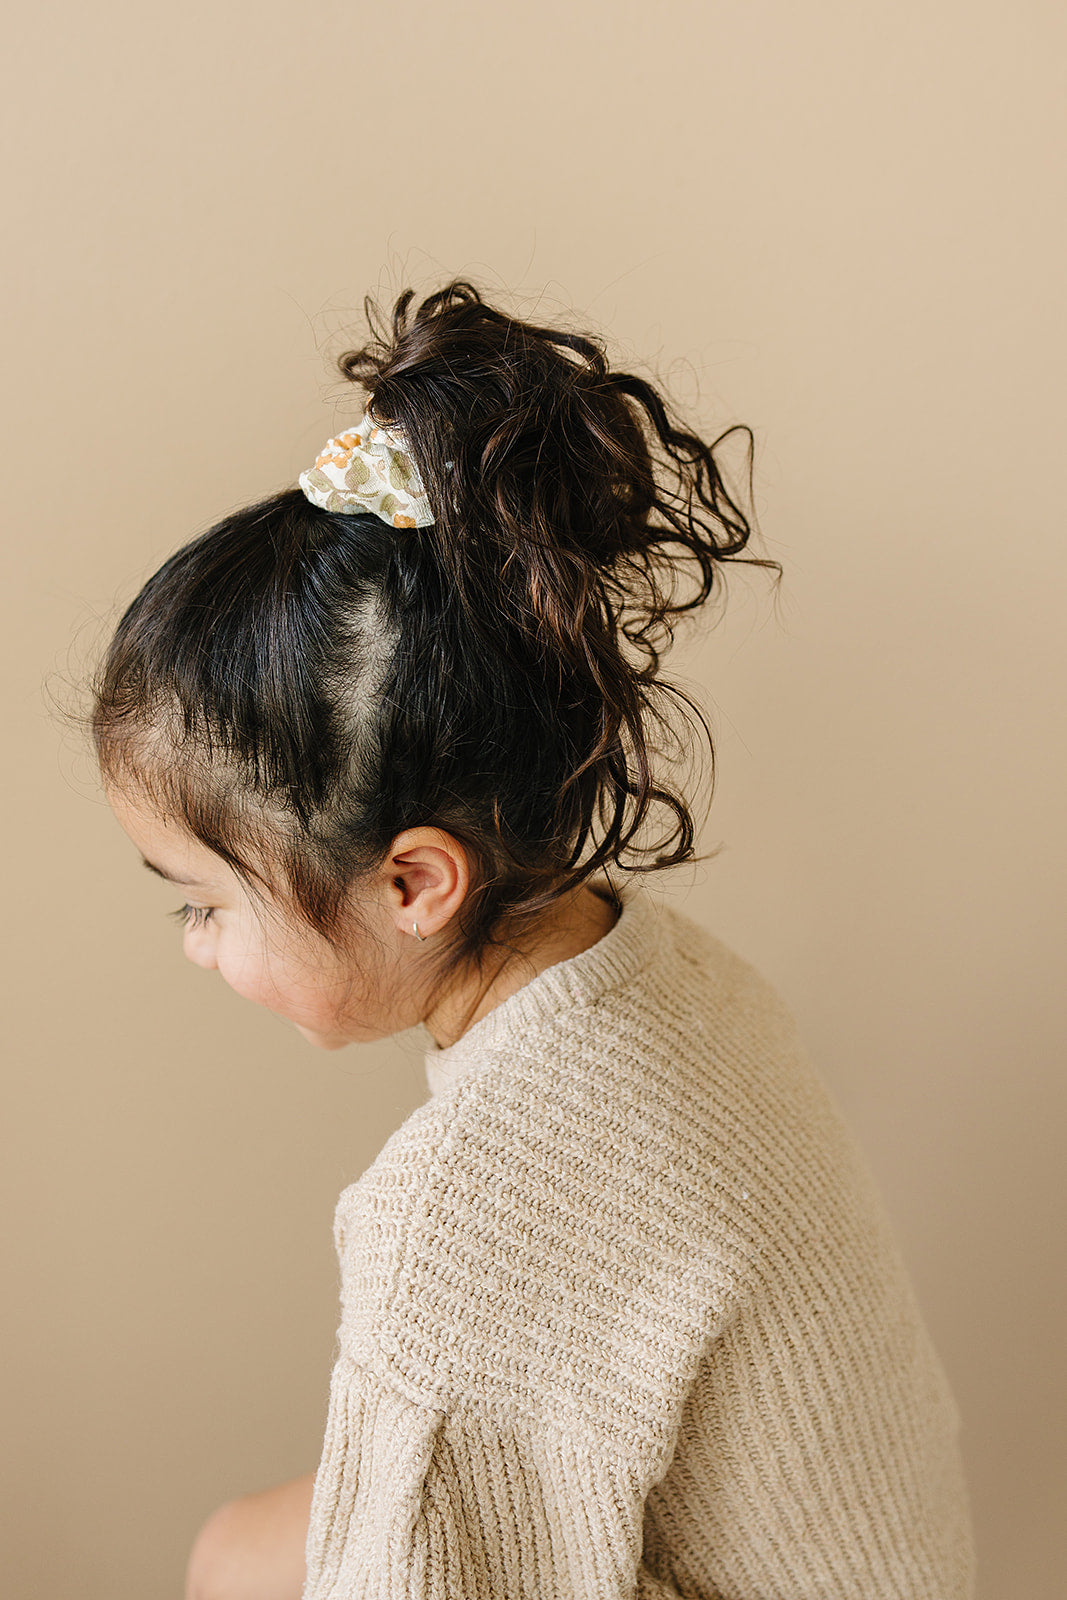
left=384, top=828, right=470, bottom=938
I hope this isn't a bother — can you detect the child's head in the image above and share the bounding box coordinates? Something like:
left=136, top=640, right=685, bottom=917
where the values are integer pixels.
left=93, top=280, right=778, bottom=1046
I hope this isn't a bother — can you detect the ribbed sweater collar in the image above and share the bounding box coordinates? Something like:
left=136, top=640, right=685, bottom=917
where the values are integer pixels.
left=423, top=882, right=662, bottom=1095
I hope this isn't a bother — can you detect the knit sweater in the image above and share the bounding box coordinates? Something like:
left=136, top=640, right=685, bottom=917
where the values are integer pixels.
left=302, top=883, right=975, bottom=1599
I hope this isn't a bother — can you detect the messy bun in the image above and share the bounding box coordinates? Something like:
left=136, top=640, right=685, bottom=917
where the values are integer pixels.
left=93, top=280, right=780, bottom=981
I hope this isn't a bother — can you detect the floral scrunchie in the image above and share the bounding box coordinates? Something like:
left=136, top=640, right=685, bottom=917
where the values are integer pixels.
left=298, top=411, right=434, bottom=527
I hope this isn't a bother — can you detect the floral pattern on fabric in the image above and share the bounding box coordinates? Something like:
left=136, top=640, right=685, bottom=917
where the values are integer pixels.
left=298, top=411, right=434, bottom=527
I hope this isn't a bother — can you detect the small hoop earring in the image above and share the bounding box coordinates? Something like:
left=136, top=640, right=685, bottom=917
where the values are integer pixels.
left=412, top=921, right=426, bottom=942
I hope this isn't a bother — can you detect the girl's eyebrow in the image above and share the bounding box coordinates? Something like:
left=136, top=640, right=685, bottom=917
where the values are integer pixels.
left=141, top=857, right=210, bottom=890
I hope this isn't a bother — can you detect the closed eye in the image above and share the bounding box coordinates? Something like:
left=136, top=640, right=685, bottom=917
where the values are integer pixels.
left=170, top=904, right=216, bottom=929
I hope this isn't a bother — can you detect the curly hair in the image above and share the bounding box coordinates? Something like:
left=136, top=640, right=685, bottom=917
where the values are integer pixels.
left=92, top=279, right=781, bottom=985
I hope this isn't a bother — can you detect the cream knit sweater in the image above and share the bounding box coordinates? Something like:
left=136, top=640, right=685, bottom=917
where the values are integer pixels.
left=303, top=884, right=975, bottom=1599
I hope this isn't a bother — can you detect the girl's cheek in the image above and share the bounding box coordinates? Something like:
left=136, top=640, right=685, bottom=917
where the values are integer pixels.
left=217, top=943, right=316, bottom=1020
left=216, top=949, right=277, bottom=1008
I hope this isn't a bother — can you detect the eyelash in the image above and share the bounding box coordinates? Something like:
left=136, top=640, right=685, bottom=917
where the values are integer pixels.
left=170, top=904, right=216, bottom=930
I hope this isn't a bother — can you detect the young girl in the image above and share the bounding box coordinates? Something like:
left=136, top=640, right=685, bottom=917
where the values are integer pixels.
left=92, top=281, right=975, bottom=1599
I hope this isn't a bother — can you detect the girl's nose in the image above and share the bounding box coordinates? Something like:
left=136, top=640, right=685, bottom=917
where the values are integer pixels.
left=183, top=930, right=218, bottom=971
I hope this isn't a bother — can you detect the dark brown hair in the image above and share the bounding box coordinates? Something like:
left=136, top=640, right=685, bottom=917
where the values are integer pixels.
left=92, top=280, right=781, bottom=991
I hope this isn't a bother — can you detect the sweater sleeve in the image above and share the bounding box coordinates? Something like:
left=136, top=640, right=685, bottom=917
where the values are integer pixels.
left=302, top=1354, right=687, bottom=1600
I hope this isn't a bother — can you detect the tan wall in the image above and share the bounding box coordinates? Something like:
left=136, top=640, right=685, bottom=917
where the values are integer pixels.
left=3, top=2, right=1064, bottom=1593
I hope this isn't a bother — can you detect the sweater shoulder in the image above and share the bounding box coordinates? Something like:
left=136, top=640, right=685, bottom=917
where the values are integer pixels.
left=332, top=903, right=875, bottom=1463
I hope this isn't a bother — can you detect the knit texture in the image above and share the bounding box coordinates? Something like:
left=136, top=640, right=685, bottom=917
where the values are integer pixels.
left=303, top=883, right=975, bottom=1599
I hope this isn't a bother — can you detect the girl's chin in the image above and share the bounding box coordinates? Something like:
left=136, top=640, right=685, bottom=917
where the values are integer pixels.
left=294, top=1023, right=351, bottom=1050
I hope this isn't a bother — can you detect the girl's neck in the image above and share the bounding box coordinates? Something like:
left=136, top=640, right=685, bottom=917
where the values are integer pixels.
left=423, top=883, right=620, bottom=1050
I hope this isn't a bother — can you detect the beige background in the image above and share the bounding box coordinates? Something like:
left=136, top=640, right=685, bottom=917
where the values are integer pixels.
left=2, top=2, right=1064, bottom=1595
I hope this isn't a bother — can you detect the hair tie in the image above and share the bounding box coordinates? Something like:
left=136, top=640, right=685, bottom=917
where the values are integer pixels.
left=298, top=410, right=435, bottom=527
